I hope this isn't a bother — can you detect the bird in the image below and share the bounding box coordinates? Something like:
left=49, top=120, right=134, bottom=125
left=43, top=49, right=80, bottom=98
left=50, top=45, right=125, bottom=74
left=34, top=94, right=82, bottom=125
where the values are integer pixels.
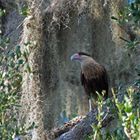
left=70, top=52, right=109, bottom=110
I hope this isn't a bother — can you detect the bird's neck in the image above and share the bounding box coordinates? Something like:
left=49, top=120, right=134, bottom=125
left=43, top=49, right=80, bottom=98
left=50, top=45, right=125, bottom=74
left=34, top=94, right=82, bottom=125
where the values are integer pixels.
left=80, top=58, right=96, bottom=68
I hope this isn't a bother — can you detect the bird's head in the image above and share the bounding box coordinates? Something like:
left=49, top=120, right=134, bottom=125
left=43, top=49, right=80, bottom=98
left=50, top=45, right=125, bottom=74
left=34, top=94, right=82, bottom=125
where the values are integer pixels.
left=70, top=52, right=91, bottom=63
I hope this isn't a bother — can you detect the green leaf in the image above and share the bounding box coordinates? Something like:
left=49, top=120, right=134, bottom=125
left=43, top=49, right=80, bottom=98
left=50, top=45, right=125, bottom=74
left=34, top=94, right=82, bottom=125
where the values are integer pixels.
left=8, top=51, right=15, bottom=58
left=17, top=59, right=24, bottom=65
left=20, top=5, right=29, bottom=16
left=15, top=45, right=21, bottom=58
left=25, top=63, right=31, bottom=73
left=111, top=16, right=118, bottom=21
left=125, top=106, right=132, bottom=113
left=0, top=9, right=6, bottom=17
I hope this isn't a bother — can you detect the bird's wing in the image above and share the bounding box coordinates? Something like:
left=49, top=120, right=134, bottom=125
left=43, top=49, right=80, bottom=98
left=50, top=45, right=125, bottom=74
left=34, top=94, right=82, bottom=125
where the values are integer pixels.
left=81, top=71, right=85, bottom=86
left=81, top=65, right=108, bottom=98
left=81, top=71, right=98, bottom=98
left=81, top=71, right=90, bottom=96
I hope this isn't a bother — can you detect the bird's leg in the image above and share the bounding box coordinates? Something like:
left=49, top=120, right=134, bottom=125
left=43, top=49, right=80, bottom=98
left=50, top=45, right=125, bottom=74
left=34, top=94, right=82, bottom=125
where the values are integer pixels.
left=89, top=97, right=97, bottom=111
left=92, top=98, right=97, bottom=109
left=89, top=98, right=92, bottom=111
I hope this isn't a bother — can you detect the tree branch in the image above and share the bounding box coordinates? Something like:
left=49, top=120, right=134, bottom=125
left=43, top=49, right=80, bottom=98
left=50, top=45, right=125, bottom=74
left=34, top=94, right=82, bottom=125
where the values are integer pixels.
left=46, top=91, right=140, bottom=140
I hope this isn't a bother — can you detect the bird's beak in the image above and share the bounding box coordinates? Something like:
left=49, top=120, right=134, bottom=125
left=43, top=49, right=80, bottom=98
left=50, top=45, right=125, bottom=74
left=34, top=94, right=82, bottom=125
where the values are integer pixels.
left=70, top=53, right=80, bottom=61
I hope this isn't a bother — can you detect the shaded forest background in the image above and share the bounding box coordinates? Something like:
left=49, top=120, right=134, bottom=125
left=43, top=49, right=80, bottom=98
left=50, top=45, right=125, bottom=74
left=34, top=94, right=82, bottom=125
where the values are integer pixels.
left=1, top=0, right=140, bottom=139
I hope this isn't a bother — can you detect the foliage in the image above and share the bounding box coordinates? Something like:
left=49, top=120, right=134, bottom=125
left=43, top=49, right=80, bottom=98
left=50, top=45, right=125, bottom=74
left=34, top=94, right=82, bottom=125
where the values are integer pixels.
left=111, top=0, right=140, bottom=50
left=86, top=84, right=140, bottom=140
left=0, top=9, right=6, bottom=17
left=0, top=34, right=33, bottom=139
left=89, top=93, right=105, bottom=140
left=86, top=1, right=140, bottom=139
left=112, top=0, right=140, bottom=25
left=112, top=87, right=140, bottom=140
left=19, top=5, right=29, bottom=17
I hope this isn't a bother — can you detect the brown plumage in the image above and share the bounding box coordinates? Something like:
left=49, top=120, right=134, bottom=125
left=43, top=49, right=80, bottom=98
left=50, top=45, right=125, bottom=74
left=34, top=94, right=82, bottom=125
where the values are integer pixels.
left=71, top=52, right=108, bottom=100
